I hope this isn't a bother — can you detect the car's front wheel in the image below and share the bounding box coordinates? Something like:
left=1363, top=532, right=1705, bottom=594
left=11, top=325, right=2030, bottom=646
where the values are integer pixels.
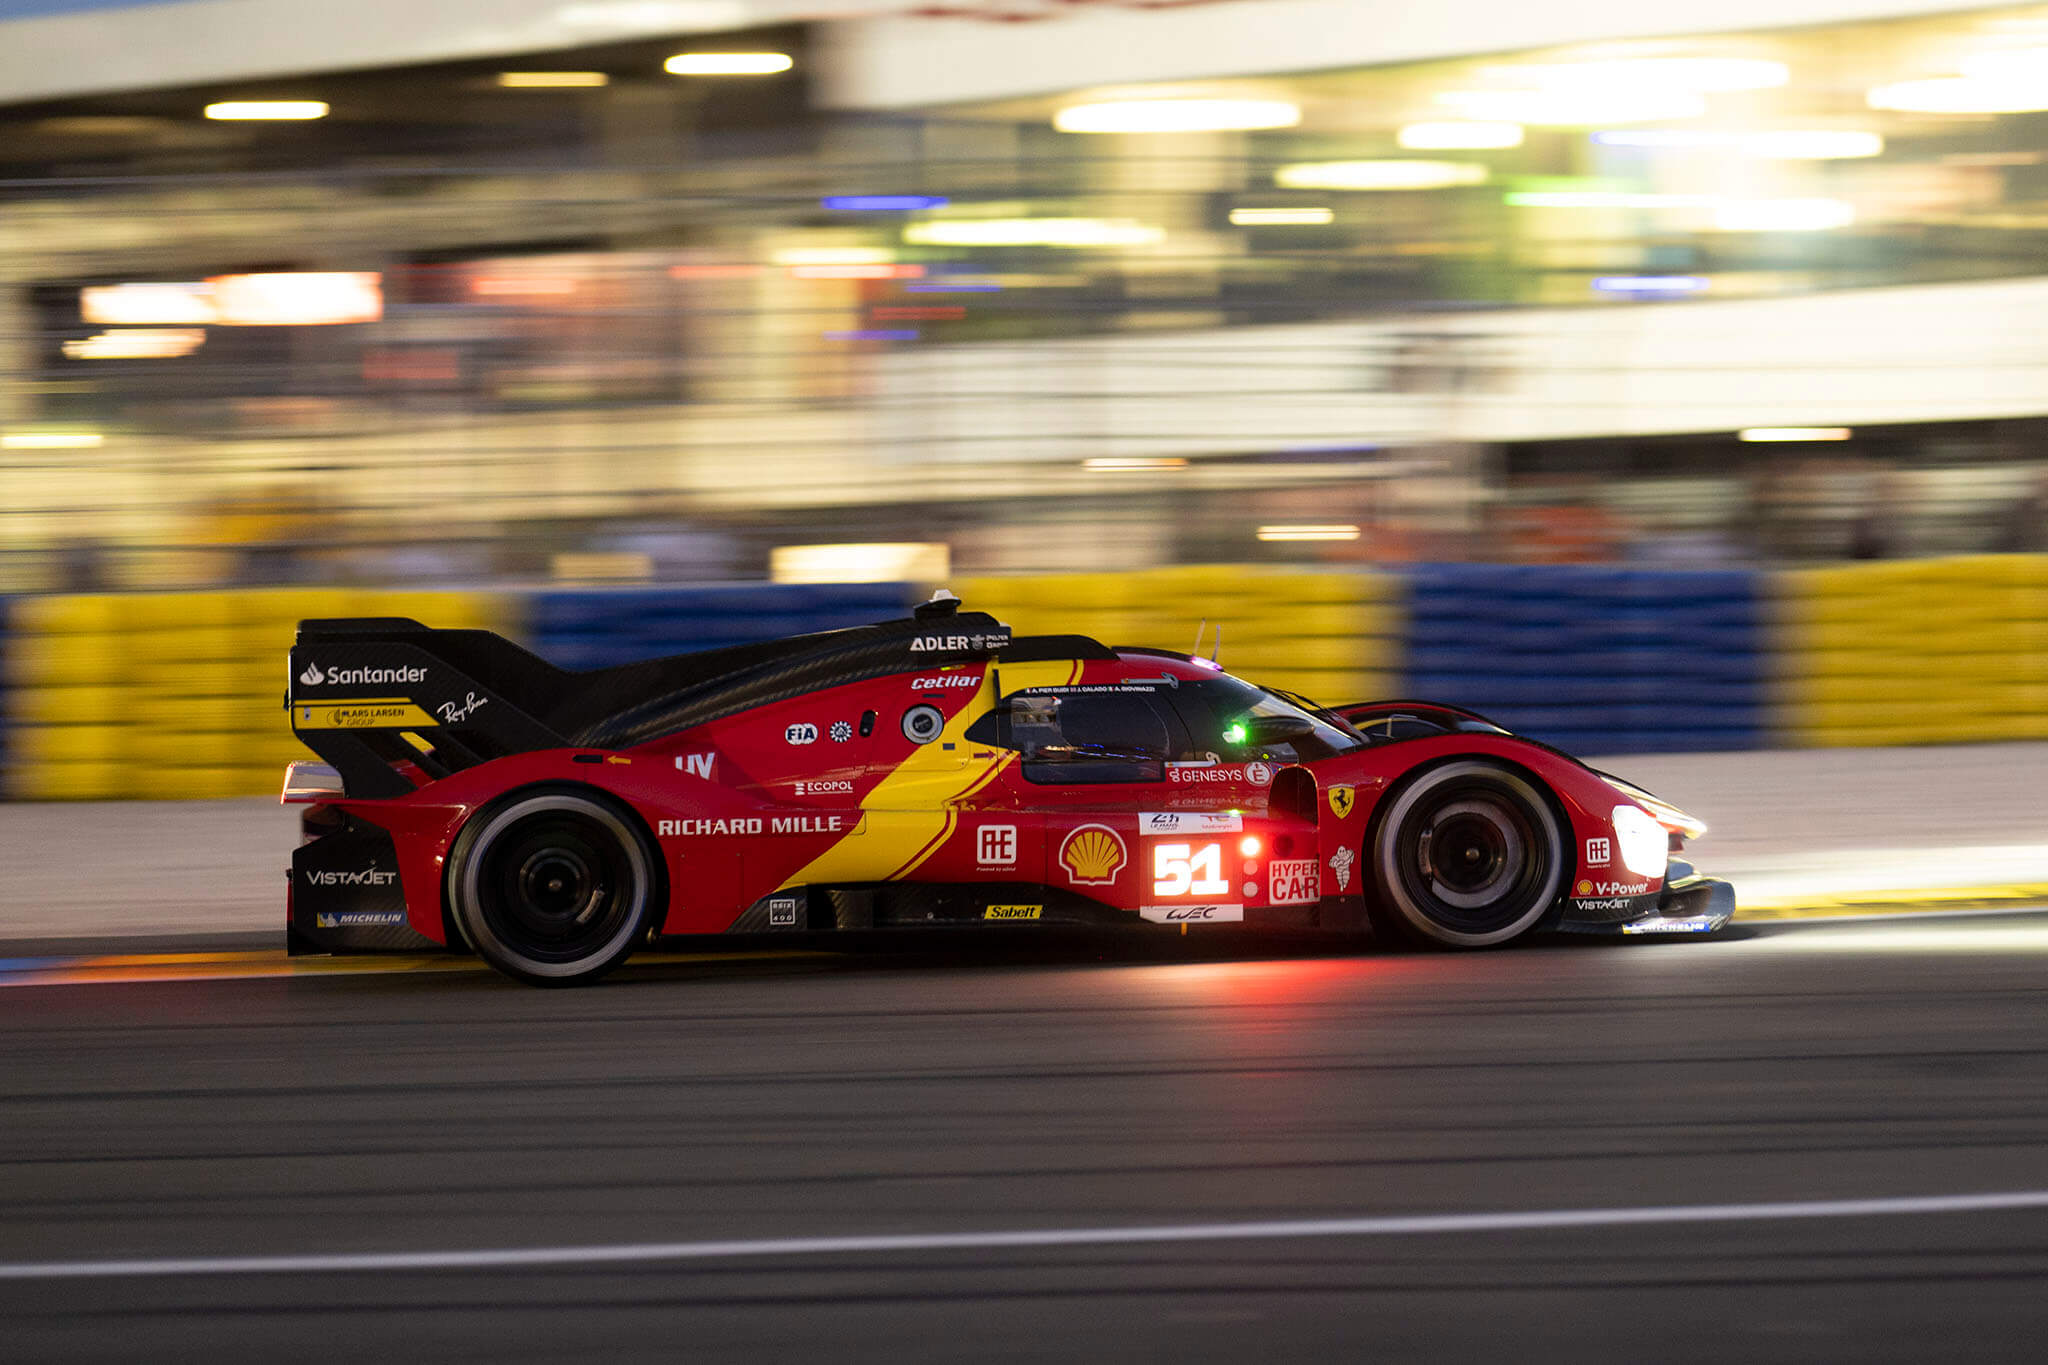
left=1368, top=760, right=1565, bottom=948
left=447, top=786, right=661, bottom=985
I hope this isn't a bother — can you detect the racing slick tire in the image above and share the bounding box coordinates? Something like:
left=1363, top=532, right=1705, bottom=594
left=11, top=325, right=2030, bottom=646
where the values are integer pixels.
left=1367, top=760, right=1566, bottom=949
left=447, top=785, right=663, bottom=985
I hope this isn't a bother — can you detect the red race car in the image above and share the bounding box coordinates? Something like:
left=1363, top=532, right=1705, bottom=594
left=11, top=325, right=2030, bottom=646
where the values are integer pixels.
left=283, top=592, right=1732, bottom=984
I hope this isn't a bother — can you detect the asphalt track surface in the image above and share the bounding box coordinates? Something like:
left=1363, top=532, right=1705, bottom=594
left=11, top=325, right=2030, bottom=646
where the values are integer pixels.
left=7, top=914, right=2048, bottom=1362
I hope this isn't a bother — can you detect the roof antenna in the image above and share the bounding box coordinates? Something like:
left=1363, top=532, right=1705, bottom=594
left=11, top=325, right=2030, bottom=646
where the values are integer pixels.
left=1192, top=619, right=1208, bottom=658
left=1211, top=623, right=1223, bottom=666
left=915, top=587, right=962, bottom=621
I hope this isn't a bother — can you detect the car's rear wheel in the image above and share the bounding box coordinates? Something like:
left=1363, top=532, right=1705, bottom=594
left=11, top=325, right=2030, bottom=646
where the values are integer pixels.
left=1369, top=760, right=1565, bottom=949
left=447, top=787, right=661, bottom=985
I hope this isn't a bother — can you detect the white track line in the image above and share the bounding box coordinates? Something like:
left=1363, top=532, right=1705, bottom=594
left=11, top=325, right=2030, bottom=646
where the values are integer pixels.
left=6, top=1190, right=2048, bottom=1281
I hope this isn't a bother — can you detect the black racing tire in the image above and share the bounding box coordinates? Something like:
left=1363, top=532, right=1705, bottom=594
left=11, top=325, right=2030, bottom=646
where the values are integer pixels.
left=446, top=785, right=662, bottom=986
left=1367, top=760, right=1566, bottom=950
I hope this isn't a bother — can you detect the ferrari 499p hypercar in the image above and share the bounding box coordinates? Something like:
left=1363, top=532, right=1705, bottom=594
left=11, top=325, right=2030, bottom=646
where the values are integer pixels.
left=282, top=593, right=1733, bottom=984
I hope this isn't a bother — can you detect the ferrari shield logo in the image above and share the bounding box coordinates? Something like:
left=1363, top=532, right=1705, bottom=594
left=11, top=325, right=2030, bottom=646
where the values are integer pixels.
left=1327, top=785, right=1356, bottom=820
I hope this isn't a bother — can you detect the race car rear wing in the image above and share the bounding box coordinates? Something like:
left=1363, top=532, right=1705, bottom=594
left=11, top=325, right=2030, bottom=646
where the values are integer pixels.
left=287, top=606, right=1024, bottom=799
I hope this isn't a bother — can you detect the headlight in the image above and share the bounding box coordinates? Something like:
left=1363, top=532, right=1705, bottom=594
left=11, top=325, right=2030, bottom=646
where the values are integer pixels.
left=1602, top=775, right=1708, bottom=841
left=1611, top=804, right=1670, bottom=879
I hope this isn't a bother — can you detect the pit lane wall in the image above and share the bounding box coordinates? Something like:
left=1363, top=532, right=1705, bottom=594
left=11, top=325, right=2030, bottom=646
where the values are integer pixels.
left=0, top=557, right=2042, bottom=798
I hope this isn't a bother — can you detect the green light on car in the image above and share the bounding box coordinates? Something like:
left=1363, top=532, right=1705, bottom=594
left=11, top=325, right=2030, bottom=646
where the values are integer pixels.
left=1223, top=721, right=1248, bottom=745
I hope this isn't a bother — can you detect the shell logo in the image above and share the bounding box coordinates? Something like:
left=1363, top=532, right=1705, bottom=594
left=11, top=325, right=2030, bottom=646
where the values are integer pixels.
left=1575, top=879, right=1594, bottom=896
left=1059, top=824, right=1127, bottom=886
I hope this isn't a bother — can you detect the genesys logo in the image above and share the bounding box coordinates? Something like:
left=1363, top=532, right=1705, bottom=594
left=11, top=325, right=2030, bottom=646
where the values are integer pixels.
left=1168, top=764, right=1265, bottom=785
left=1574, top=879, right=1652, bottom=897
left=792, top=779, right=855, bottom=796
left=912, top=673, right=982, bottom=689
left=303, top=864, right=398, bottom=887
left=1139, top=904, right=1245, bottom=923
left=297, top=662, right=427, bottom=688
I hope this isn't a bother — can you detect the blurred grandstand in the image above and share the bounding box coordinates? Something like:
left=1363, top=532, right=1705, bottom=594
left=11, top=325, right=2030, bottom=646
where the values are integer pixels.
left=4, top=0, right=2048, bottom=795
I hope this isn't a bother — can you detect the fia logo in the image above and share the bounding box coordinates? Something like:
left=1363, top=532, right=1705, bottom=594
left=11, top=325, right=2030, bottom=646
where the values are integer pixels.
left=675, top=753, right=715, bottom=779
left=785, top=723, right=819, bottom=746
left=977, top=824, right=1018, bottom=868
left=1585, top=837, right=1611, bottom=867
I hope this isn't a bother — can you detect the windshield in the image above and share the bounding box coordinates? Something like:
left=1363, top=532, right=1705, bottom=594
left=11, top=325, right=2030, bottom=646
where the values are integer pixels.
left=1178, top=675, right=1365, bottom=762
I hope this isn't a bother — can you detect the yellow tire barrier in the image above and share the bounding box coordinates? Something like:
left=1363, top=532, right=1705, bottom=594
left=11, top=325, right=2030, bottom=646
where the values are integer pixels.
left=1777, top=555, right=2048, bottom=747
left=4, top=588, right=513, bottom=800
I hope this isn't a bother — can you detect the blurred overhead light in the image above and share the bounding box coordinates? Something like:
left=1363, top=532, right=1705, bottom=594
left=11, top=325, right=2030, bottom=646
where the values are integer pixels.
left=1437, top=89, right=1706, bottom=126
left=823, top=195, right=948, bottom=211
left=1592, top=275, right=1709, bottom=294
left=81, top=281, right=215, bottom=326
left=1712, top=197, right=1854, bottom=231
left=1257, top=524, right=1360, bottom=542
left=788, top=263, right=925, bottom=279
left=1869, top=76, right=2048, bottom=114
left=1229, top=207, right=1334, bottom=225
left=905, top=218, right=1164, bottom=247
left=497, top=71, right=610, bottom=88
left=1960, top=47, right=2048, bottom=81
left=1397, top=120, right=1525, bottom=149
left=1597, top=128, right=1882, bottom=158
left=772, top=246, right=894, bottom=266
left=772, top=542, right=949, bottom=584
left=1498, top=57, right=1788, bottom=93
left=1083, top=456, right=1188, bottom=471
left=2, top=431, right=102, bottom=449
left=1276, top=160, right=1486, bottom=190
left=1740, top=427, right=1852, bottom=442
left=203, top=101, right=328, bottom=120
left=1507, top=190, right=1713, bottom=208
left=62, top=329, right=206, bottom=360
left=557, top=1, right=747, bottom=28
left=1745, top=129, right=1884, bottom=159
left=1591, top=129, right=1724, bottom=148
left=1053, top=98, right=1300, bottom=134
left=208, top=272, right=382, bottom=326
left=664, top=52, right=791, bottom=76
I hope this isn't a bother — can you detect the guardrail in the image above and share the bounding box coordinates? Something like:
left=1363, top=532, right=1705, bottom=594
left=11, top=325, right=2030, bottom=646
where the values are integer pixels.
left=3, top=558, right=2043, bottom=798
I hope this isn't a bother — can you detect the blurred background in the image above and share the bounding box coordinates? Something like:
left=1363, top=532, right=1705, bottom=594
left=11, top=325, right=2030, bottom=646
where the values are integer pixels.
left=4, top=0, right=2048, bottom=799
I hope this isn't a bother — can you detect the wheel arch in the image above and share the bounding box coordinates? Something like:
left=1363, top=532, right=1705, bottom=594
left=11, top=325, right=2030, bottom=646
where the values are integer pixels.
left=441, top=779, right=671, bottom=976
left=1362, top=751, right=1576, bottom=942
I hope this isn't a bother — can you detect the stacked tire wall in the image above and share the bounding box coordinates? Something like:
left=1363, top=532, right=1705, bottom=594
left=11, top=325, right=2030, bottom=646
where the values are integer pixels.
left=3, top=556, right=2046, bottom=799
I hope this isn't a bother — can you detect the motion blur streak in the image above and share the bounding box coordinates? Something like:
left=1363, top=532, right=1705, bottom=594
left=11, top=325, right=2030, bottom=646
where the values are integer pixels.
left=8, top=1188, right=2048, bottom=1280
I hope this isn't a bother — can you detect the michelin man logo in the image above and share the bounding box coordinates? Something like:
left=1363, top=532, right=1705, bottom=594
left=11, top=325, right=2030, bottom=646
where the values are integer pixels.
left=1329, top=846, right=1356, bottom=894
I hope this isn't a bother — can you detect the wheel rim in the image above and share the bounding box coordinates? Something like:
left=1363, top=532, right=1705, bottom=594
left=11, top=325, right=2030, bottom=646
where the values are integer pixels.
left=1391, top=777, right=1553, bottom=938
left=464, top=798, right=649, bottom=972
